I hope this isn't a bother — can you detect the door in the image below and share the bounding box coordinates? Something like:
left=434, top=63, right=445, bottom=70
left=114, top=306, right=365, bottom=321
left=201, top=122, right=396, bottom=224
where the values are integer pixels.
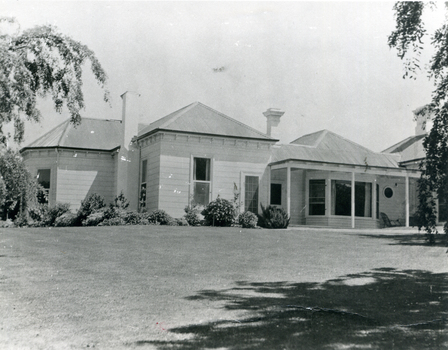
left=245, top=176, right=259, bottom=214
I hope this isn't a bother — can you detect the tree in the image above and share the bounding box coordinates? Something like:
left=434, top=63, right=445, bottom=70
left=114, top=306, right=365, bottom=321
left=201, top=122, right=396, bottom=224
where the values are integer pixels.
left=0, top=148, right=40, bottom=220
left=388, top=2, right=448, bottom=238
left=0, top=17, right=109, bottom=145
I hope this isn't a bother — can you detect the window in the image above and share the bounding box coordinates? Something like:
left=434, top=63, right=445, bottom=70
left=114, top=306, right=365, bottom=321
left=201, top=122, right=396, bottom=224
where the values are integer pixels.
left=193, top=158, right=211, bottom=206
left=309, top=180, right=325, bottom=215
left=384, top=187, right=393, bottom=198
left=139, top=159, right=148, bottom=209
left=37, top=169, right=51, bottom=204
left=376, top=184, right=380, bottom=219
left=331, top=180, right=372, bottom=217
left=245, top=176, right=259, bottom=214
left=270, top=183, right=282, bottom=205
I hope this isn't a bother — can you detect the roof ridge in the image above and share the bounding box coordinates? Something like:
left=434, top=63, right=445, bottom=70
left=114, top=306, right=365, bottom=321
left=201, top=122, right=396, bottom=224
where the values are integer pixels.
left=56, top=118, right=72, bottom=146
left=25, top=119, right=70, bottom=148
left=323, top=129, right=375, bottom=154
left=290, top=129, right=326, bottom=146
left=155, top=102, right=198, bottom=129
left=196, top=102, right=275, bottom=140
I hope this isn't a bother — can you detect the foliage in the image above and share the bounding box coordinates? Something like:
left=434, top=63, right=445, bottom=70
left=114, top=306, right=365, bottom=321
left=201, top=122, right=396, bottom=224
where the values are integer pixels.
left=77, top=193, right=106, bottom=225
left=238, top=211, right=258, bottom=228
left=83, top=210, right=105, bottom=227
left=258, top=204, right=290, bottom=229
left=175, top=218, right=189, bottom=226
left=0, top=148, right=39, bottom=219
left=112, top=191, right=129, bottom=210
left=28, top=202, right=71, bottom=227
left=146, top=209, right=174, bottom=225
left=121, top=210, right=140, bottom=225
left=389, top=2, right=448, bottom=236
left=184, top=204, right=201, bottom=226
left=54, top=212, right=78, bottom=227
left=0, top=17, right=109, bottom=145
left=201, top=197, right=235, bottom=227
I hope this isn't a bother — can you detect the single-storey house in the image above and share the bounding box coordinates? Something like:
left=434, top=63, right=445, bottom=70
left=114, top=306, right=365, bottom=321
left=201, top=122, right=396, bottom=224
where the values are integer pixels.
left=20, top=91, right=425, bottom=228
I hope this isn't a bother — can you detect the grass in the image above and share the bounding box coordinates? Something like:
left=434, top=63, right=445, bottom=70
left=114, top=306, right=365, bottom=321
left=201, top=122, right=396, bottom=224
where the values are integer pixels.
left=0, top=225, right=447, bottom=349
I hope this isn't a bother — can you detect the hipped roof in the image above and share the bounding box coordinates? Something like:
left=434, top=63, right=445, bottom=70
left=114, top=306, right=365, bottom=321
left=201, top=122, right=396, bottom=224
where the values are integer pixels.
left=382, top=134, right=426, bottom=164
left=272, top=130, right=400, bottom=168
left=21, top=118, right=123, bottom=152
left=138, top=102, right=276, bottom=141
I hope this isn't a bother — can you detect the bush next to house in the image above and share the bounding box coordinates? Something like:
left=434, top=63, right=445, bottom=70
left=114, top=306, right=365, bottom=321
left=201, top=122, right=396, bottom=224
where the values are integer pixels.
left=28, top=202, right=71, bottom=227
left=54, top=212, right=78, bottom=227
left=258, top=204, right=290, bottom=229
left=202, top=197, right=235, bottom=227
left=184, top=204, right=201, bottom=226
left=77, top=193, right=107, bottom=225
left=146, top=209, right=174, bottom=225
left=238, top=211, right=258, bottom=228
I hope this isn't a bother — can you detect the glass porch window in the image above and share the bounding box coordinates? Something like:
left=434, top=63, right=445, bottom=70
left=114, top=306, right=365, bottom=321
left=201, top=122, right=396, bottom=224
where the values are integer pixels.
left=245, top=176, right=259, bottom=214
left=331, top=180, right=372, bottom=217
left=309, top=179, right=325, bottom=215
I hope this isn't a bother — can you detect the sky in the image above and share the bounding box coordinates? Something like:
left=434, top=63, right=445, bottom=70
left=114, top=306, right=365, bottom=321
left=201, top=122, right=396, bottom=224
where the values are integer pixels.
left=2, top=1, right=444, bottom=152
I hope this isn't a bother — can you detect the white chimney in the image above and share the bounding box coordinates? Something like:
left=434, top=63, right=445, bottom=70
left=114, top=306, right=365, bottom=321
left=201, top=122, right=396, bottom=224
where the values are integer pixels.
left=413, top=105, right=433, bottom=136
left=263, top=108, right=285, bottom=138
left=121, top=91, right=141, bottom=147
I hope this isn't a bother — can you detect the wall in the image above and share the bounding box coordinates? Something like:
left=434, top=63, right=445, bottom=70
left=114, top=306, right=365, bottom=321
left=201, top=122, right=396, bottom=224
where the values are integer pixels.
left=140, top=132, right=273, bottom=218
left=139, top=135, right=162, bottom=213
left=56, top=150, right=116, bottom=210
left=22, top=150, right=58, bottom=205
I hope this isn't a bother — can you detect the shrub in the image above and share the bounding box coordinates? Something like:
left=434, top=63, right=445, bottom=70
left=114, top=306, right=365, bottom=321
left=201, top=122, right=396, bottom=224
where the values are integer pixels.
left=184, top=205, right=201, bottom=226
left=100, top=217, right=124, bottom=226
left=28, top=202, right=71, bottom=226
left=122, top=211, right=140, bottom=225
left=77, top=194, right=106, bottom=225
left=82, top=211, right=106, bottom=226
left=112, top=191, right=129, bottom=210
left=54, top=212, right=78, bottom=227
left=201, top=197, right=235, bottom=227
left=238, top=211, right=258, bottom=228
left=13, top=214, right=27, bottom=227
left=147, top=209, right=173, bottom=225
left=175, top=218, right=189, bottom=226
left=257, top=204, right=290, bottom=229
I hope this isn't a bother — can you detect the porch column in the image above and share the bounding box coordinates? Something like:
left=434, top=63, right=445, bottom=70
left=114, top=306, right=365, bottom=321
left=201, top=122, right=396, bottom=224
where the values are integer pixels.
left=405, top=174, right=409, bottom=227
left=372, top=178, right=377, bottom=221
left=286, top=164, right=291, bottom=217
left=351, top=171, right=355, bottom=228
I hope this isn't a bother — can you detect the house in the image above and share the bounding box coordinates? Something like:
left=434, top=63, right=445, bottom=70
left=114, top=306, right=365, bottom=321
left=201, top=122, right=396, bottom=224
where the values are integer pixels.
left=382, top=106, right=447, bottom=224
left=20, top=91, right=422, bottom=228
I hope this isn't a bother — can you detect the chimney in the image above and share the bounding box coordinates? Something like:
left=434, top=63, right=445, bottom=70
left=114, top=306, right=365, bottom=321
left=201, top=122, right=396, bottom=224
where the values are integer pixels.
left=413, top=105, right=433, bottom=136
left=121, top=91, right=141, bottom=147
left=263, top=108, right=285, bottom=138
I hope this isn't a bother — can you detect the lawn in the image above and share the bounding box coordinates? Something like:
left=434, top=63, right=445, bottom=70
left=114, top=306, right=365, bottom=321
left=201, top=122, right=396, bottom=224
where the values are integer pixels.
left=0, top=225, right=447, bottom=349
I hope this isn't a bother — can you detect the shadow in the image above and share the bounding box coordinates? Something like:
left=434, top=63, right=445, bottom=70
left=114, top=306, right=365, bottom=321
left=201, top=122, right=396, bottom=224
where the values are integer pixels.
left=356, top=233, right=448, bottom=247
left=141, top=269, right=448, bottom=349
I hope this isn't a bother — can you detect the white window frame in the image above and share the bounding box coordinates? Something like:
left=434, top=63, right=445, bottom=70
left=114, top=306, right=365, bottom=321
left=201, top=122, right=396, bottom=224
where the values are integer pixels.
left=190, top=155, right=214, bottom=207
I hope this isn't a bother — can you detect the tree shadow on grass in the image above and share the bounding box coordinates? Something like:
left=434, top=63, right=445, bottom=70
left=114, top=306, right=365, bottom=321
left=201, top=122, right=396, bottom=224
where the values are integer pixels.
left=356, top=232, right=447, bottom=247
left=141, top=268, right=448, bottom=349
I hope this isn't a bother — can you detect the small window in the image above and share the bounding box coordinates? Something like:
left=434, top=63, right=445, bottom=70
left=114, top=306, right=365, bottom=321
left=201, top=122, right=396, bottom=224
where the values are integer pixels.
left=270, top=183, right=282, bottom=205
left=193, top=158, right=211, bottom=206
left=384, top=187, right=393, bottom=199
left=309, top=179, right=325, bottom=215
left=139, top=160, right=148, bottom=209
left=37, top=169, right=51, bottom=204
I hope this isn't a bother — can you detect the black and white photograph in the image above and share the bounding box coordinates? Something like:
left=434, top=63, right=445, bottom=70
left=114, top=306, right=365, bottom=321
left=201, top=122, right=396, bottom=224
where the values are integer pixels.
left=0, top=1, right=447, bottom=349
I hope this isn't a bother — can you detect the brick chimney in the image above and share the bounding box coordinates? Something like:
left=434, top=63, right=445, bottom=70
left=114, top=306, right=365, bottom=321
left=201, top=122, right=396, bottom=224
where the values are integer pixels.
left=263, top=108, right=285, bottom=138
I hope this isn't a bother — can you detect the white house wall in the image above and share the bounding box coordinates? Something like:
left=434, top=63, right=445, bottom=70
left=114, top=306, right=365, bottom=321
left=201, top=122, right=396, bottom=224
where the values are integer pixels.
left=56, top=150, right=116, bottom=210
left=141, top=132, right=273, bottom=218
left=139, top=135, right=162, bottom=213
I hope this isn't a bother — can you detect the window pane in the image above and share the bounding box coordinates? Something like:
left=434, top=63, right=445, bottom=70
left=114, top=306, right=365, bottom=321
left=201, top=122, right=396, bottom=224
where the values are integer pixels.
left=37, top=169, right=51, bottom=189
left=194, top=158, right=210, bottom=181
left=194, top=182, right=210, bottom=206
left=245, top=176, right=259, bottom=214
left=309, top=180, right=325, bottom=215
left=270, top=183, right=282, bottom=205
left=355, top=182, right=372, bottom=217
left=332, top=180, right=351, bottom=216
left=141, top=160, right=147, bottom=183
left=139, top=183, right=147, bottom=208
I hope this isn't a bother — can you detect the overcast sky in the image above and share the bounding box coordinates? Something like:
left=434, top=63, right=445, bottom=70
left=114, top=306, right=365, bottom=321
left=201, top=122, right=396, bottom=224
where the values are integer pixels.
left=2, top=1, right=443, bottom=152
